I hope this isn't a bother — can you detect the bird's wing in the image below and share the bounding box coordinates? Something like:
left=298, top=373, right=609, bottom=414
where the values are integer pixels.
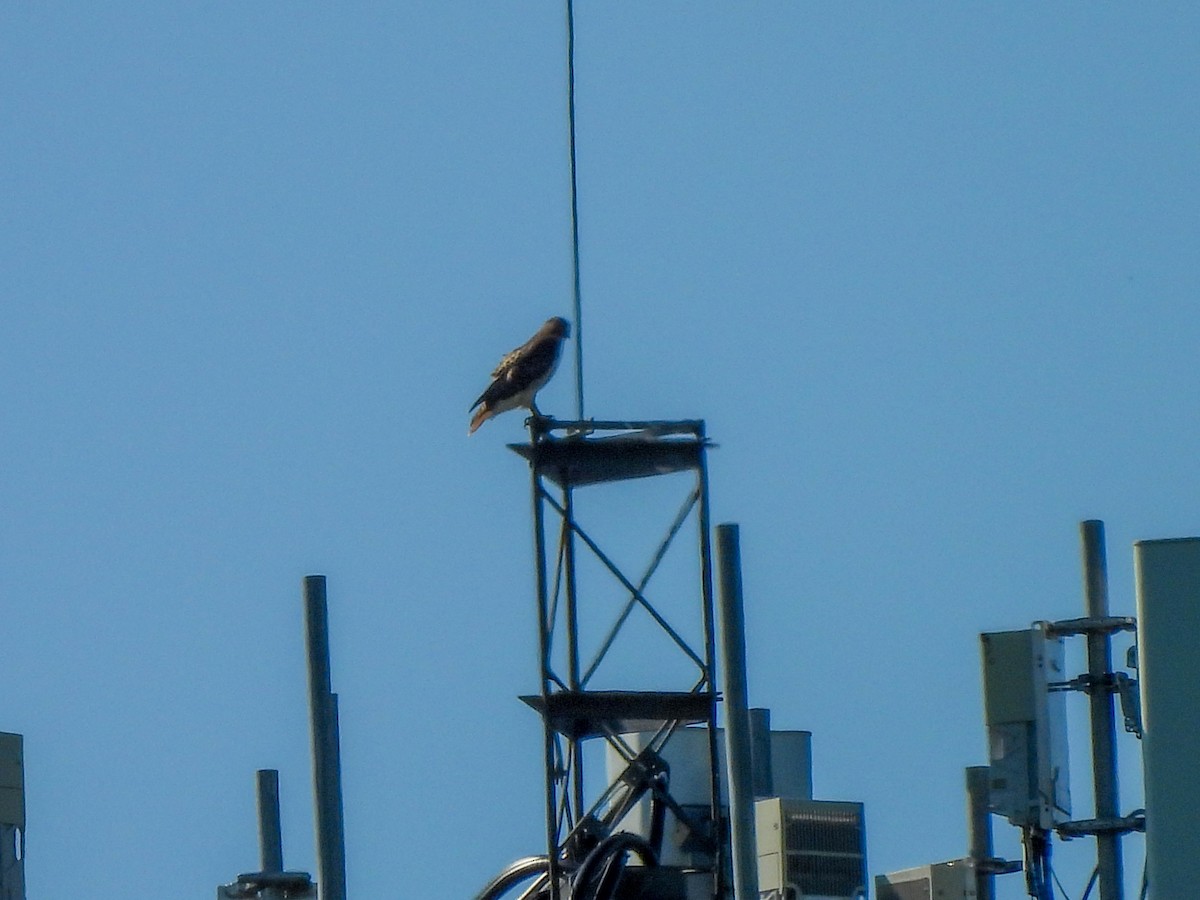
left=490, top=347, right=523, bottom=378
left=505, top=333, right=561, bottom=384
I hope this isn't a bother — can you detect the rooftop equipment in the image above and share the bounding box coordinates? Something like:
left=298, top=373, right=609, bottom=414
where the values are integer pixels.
left=875, top=860, right=976, bottom=900
left=603, top=723, right=812, bottom=868
left=979, top=624, right=1071, bottom=830
left=974, top=521, right=1144, bottom=900
left=756, top=797, right=867, bottom=900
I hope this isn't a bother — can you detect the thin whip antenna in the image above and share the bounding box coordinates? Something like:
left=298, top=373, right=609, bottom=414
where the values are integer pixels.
left=566, top=0, right=584, bottom=420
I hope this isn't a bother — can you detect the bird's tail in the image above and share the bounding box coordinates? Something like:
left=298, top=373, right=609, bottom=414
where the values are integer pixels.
left=469, top=405, right=491, bottom=435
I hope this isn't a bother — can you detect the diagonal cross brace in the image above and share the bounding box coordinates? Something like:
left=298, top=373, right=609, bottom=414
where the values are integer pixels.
left=582, top=488, right=700, bottom=686
left=540, top=487, right=706, bottom=673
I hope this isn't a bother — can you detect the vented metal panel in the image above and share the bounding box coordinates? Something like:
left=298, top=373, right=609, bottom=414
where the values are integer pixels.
left=785, top=807, right=862, bottom=854
left=756, top=798, right=866, bottom=899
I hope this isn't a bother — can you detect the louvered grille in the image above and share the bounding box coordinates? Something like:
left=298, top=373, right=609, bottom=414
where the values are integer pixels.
left=785, top=808, right=863, bottom=854
left=770, top=801, right=866, bottom=898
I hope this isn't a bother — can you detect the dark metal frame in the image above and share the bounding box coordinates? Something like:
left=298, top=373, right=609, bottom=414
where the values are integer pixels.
left=511, top=418, right=724, bottom=899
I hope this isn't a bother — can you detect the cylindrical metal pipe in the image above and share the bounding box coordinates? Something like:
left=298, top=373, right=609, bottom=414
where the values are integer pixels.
left=1080, top=521, right=1123, bottom=900
left=257, top=769, right=284, bottom=874
left=716, top=524, right=759, bottom=900
left=304, top=575, right=348, bottom=900
left=965, top=766, right=994, bottom=900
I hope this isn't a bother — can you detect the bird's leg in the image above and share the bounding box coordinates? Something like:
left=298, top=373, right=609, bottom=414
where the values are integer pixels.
left=525, top=400, right=551, bottom=435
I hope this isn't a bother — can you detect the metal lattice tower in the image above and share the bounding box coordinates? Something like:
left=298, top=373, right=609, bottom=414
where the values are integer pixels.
left=510, top=417, right=725, bottom=900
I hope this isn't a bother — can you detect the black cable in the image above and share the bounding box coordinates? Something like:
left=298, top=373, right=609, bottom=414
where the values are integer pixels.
left=1049, top=860, right=1071, bottom=900
left=473, top=855, right=550, bottom=900
left=1022, top=827, right=1055, bottom=900
left=1022, top=827, right=1038, bottom=899
left=1079, top=866, right=1099, bottom=900
left=571, top=832, right=657, bottom=900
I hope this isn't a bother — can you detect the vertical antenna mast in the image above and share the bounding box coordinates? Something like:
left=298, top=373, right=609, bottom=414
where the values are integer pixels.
left=565, top=0, right=584, bottom=420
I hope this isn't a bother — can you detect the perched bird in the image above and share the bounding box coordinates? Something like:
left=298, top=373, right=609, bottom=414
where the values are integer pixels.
left=469, top=316, right=571, bottom=434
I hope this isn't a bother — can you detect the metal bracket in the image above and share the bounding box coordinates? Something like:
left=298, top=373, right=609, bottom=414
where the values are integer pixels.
left=1048, top=673, right=1119, bottom=694
left=1046, top=670, right=1143, bottom=737
left=1113, top=672, right=1144, bottom=739
left=1045, top=616, right=1136, bottom=638
left=976, top=856, right=1024, bottom=876
left=1055, top=811, right=1146, bottom=839
left=217, top=872, right=316, bottom=900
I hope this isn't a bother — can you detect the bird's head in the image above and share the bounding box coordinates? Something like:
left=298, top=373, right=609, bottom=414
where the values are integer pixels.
left=547, top=316, right=571, bottom=339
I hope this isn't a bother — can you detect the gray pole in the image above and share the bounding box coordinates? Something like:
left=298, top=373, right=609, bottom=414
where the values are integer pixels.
left=965, top=766, right=994, bottom=900
left=257, top=769, right=285, bottom=874
left=304, top=575, right=348, bottom=900
left=715, top=524, right=759, bottom=900
left=1080, top=521, right=1123, bottom=900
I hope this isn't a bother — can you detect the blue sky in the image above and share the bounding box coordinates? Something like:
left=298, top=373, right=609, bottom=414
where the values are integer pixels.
left=1, top=4, right=1196, bottom=898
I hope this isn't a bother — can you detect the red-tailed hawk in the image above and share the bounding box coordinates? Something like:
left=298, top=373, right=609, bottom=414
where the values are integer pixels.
left=469, top=317, right=571, bottom=434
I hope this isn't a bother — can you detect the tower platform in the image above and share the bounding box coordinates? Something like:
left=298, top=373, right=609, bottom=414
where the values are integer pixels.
left=509, top=418, right=711, bottom=487
left=519, top=690, right=715, bottom=741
